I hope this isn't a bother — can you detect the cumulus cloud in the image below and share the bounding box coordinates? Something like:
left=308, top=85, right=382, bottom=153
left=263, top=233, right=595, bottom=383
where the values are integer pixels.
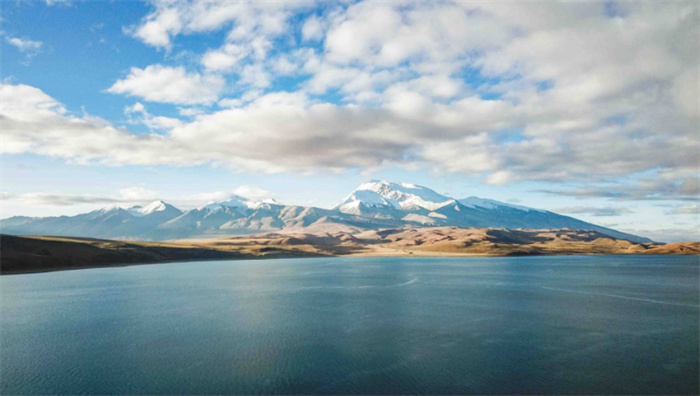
left=324, top=2, right=512, bottom=66
left=4, top=68, right=700, bottom=200
left=1, top=84, right=191, bottom=166
left=301, top=14, right=325, bottom=41
left=126, top=0, right=311, bottom=91
left=2, top=83, right=407, bottom=171
left=177, top=107, right=205, bottom=117
left=127, top=0, right=309, bottom=50
left=239, top=64, right=271, bottom=88
left=4, top=1, right=699, bottom=203
left=124, top=102, right=183, bottom=130
left=201, top=43, right=248, bottom=72
left=107, top=65, right=225, bottom=105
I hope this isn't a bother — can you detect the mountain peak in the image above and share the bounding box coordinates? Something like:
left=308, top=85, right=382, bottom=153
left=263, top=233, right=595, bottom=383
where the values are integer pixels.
left=126, top=200, right=179, bottom=217
left=202, top=195, right=281, bottom=213
left=140, top=200, right=168, bottom=214
left=336, top=180, right=455, bottom=213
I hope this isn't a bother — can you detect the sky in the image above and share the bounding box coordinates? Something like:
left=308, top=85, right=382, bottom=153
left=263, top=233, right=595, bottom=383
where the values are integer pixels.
left=1, top=0, right=698, bottom=242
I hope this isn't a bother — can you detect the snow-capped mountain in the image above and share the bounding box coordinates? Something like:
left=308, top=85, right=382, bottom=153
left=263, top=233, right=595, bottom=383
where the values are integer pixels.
left=0, top=182, right=653, bottom=243
left=336, top=180, right=455, bottom=213
left=0, top=201, right=183, bottom=240
left=332, top=180, right=650, bottom=242
left=201, top=195, right=280, bottom=213
left=125, top=200, right=183, bottom=221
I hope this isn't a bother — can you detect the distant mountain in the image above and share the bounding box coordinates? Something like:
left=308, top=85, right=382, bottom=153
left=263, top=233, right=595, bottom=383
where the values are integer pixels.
left=0, top=181, right=653, bottom=243
left=333, top=180, right=651, bottom=242
left=0, top=201, right=183, bottom=240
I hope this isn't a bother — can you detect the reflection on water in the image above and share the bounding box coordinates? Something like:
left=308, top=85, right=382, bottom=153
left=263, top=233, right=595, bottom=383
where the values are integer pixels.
left=2, top=255, right=698, bottom=395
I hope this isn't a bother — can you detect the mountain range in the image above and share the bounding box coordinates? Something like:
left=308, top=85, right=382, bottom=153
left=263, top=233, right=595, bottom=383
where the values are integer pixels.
left=0, top=180, right=652, bottom=243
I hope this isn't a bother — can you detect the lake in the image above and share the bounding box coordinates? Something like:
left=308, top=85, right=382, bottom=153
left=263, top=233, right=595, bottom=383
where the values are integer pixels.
left=1, top=256, right=698, bottom=395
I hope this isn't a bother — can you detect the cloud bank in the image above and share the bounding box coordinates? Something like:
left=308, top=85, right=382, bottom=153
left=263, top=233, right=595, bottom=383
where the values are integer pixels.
left=2, top=1, right=698, bottom=201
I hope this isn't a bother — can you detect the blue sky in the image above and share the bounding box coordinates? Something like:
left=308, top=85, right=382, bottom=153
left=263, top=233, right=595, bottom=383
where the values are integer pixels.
left=1, top=0, right=698, bottom=242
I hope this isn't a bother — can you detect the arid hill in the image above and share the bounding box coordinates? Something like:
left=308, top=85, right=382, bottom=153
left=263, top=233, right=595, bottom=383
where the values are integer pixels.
left=2, top=228, right=697, bottom=274
left=191, top=227, right=698, bottom=257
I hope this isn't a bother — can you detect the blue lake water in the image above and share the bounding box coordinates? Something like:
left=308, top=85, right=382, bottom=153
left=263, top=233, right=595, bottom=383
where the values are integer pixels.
left=1, top=255, right=698, bottom=395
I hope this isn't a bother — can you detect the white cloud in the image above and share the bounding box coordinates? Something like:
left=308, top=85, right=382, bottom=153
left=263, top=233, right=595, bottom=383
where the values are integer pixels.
left=302, top=15, right=324, bottom=41
left=324, top=2, right=512, bottom=67
left=44, top=0, right=70, bottom=6
left=124, top=102, right=146, bottom=114
left=118, top=187, right=158, bottom=201
left=5, top=35, right=44, bottom=64
left=1, top=84, right=190, bottom=165
left=239, top=64, right=271, bottom=88
left=5, top=2, right=699, bottom=203
left=303, top=60, right=402, bottom=99
left=2, top=186, right=158, bottom=207
left=107, top=65, right=225, bottom=105
left=217, top=98, right=242, bottom=108
left=271, top=56, right=298, bottom=75
left=7, top=193, right=125, bottom=207
left=128, top=7, right=182, bottom=49
left=201, top=43, right=248, bottom=72
left=146, top=116, right=183, bottom=130
left=127, top=0, right=311, bottom=50
left=232, top=185, right=273, bottom=201
left=385, top=75, right=464, bottom=100
left=177, top=107, right=205, bottom=117
left=4, top=72, right=699, bottom=201
left=124, top=102, right=183, bottom=130
left=1, top=185, right=275, bottom=210
left=6, top=36, right=43, bottom=52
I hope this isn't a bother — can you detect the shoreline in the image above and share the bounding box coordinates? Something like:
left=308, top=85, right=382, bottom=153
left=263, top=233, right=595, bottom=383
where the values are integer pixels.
left=2, top=231, right=698, bottom=276
left=2, top=250, right=694, bottom=276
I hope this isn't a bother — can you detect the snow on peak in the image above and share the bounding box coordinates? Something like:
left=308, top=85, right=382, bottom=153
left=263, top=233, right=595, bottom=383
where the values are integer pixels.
left=337, top=180, right=455, bottom=212
left=126, top=200, right=172, bottom=217
left=336, top=180, right=546, bottom=214
left=203, top=195, right=248, bottom=211
left=140, top=200, right=168, bottom=214
left=96, top=205, right=124, bottom=214
left=458, top=196, right=544, bottom=212
left=335, top=189, right=400, bottom=214
left=202, top=195, right=280, bottom=213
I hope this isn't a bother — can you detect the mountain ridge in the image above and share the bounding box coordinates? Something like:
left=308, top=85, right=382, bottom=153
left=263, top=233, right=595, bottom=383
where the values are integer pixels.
left=0, top=180, right=653, bottom=243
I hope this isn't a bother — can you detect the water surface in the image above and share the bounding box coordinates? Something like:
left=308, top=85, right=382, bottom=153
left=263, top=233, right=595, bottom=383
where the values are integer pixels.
left=2, top=255, right=698, bottom=394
